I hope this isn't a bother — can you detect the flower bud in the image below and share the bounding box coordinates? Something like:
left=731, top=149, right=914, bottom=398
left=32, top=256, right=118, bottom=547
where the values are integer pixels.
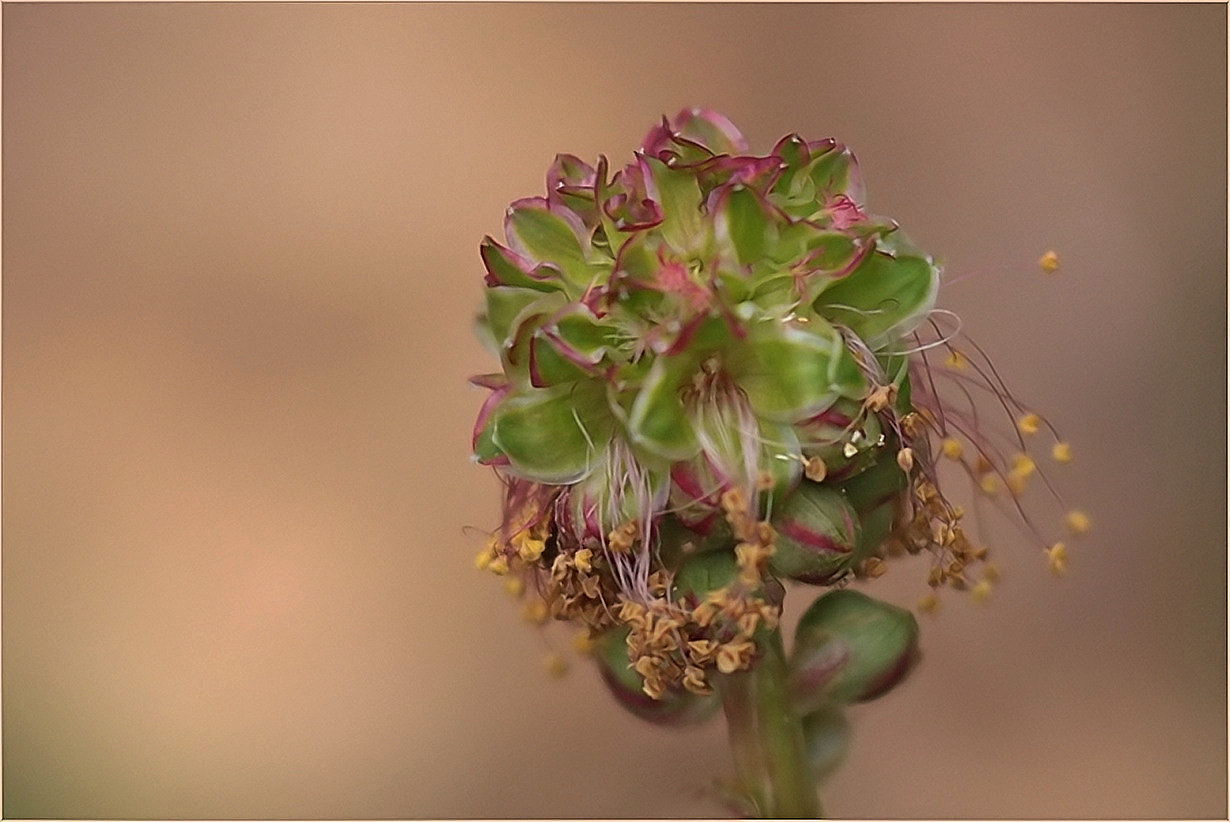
left=594, top=628, right=721, bottom=726
left=788, top=589, right=919, bottom=712
left=769, top=483, right=862, bottom=585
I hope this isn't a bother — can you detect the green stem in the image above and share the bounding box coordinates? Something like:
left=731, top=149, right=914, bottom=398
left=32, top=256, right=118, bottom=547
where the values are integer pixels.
left=719, top=628, right=821, bottom=818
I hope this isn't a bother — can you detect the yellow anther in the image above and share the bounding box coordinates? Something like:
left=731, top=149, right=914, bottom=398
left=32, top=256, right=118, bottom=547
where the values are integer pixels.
left=572, top=631, right=596, bottom=655
left=735, top=542, right=772, bottom=577
left=618, top=599, right=648, bottom=624
left=686, top=639, right=718, bottom=662
left=1006, top=473, right=1028, bottom=496
left=475, top=546, right=495, bottom=571
left=982, top=562, right=1000, bottom=583
left=691, top=601, right=719, bottom=628
left=487, top=554, right=510, bottom=576
left=517, top=537, right=546, bottom=563
left=632, top=654, right=659, bottom=680
left=715, top=640, right=755, bottom=674
left=944, top=350, right=968, bottom=370
left=1018, top=413, right=1041, bottom=435
left=1039, top=250, right=1060, bottom=273
left=859, top=556, right=887, bottom=579
left=896, top=447, right=915, bottom=472
left=543, top=652, right=569, bottom=679
left=607, top=521, right=640, bottom=553
left=979, top=474, right=1002, bottom=496
left=1052, top=441, right=1073, bottom=463
left=970, top=579, right=993, bottom=603
left=1010, top=453, right=1036, bottom=478
left=804, top=455, right=827, bottom=482
left=941, top=438, right=964, bottom=460
left=503, top=577, right=525, bottom=598
left=1046, top=542, right=1069, bottom=576
left=865, top=383, right=897, bottom=412
left=917, top=592, right=941, bottom=614
left=1065, top=509, right=1092, bottom=535
left=574, top=547, right=593, bottom=573
left=682, top=666, right=712, bottom=695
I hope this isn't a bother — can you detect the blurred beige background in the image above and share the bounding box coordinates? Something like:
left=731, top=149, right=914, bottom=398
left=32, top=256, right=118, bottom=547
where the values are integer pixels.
left=3, top=3, right=1225, bottom=818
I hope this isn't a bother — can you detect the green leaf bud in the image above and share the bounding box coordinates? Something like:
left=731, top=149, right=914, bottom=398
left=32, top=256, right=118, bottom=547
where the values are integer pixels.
left=788, top=589, right=920, bottom=712
left=769, top=483, right=862, bottom=585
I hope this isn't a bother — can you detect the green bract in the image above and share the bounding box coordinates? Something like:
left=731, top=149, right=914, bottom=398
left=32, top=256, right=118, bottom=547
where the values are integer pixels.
left=473, top=108, right=940, bottom=547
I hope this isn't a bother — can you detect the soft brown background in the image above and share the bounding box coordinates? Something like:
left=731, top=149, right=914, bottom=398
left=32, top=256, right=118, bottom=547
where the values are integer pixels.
left=3, top=3, right=1225, bottom=818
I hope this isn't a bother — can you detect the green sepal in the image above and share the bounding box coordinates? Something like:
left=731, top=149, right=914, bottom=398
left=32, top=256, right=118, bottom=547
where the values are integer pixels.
left=807, top=145, right=862, bottom=204
left=853, top=498, right=897, bottom=558
left=528, top=335, right=589, bottom=386
left=554, top=308, right=618, bottom=360
left=491, top=381, right=614, bottom=484
left=839, top=446, right=908, bottom=513
left=673, top=549, right=740, bottom=602
left=529, top=307, right=619, bottom=386
left=813, top=250, right=939, bottom=349
left=483, top=287, right=550, bottom=351
left=613, top=230, right=659, bottom=281
left=654, top=515, right=734, bottom=571
left=767, top=135, right=813, bottom=202
left=802, top=231, right=860, bottom=274
left=643, top=155, right=704, bottom=253
left=627, top=353, right=699, bottom=461
left=505, top=201, right=593, bottom=288
left=725, top=319, right=854, bottom=422
left=472, top=413, right=503, bottom=464
left=755, top=418, right=804, bottom=506
left=479, top=237, right=561, bottom=293
left=719, top=185, right=773, bottom=268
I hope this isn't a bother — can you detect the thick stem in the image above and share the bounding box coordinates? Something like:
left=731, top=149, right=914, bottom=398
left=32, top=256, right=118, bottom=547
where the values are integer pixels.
left=719, top=628, right=821, bottom=818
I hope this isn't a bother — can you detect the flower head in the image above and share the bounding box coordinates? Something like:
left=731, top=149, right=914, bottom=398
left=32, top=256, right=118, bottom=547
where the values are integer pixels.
left=472, top=109, right=1082, bottom=704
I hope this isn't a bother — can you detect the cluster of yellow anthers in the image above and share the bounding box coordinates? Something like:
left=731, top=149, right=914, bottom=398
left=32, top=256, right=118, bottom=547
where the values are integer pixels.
left=475, top=501, right=600, bottom=677
left=887, top=415, right=996, bottom=614
left=474, top=488, right=782, bottom=696
left=899, top=252, right=1089, bottom=611
left=869, top=251, right=1090, bottom=614
left=617, top=488, right=782, bottom=699
left=893, top=397, right=1091, bottom=615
